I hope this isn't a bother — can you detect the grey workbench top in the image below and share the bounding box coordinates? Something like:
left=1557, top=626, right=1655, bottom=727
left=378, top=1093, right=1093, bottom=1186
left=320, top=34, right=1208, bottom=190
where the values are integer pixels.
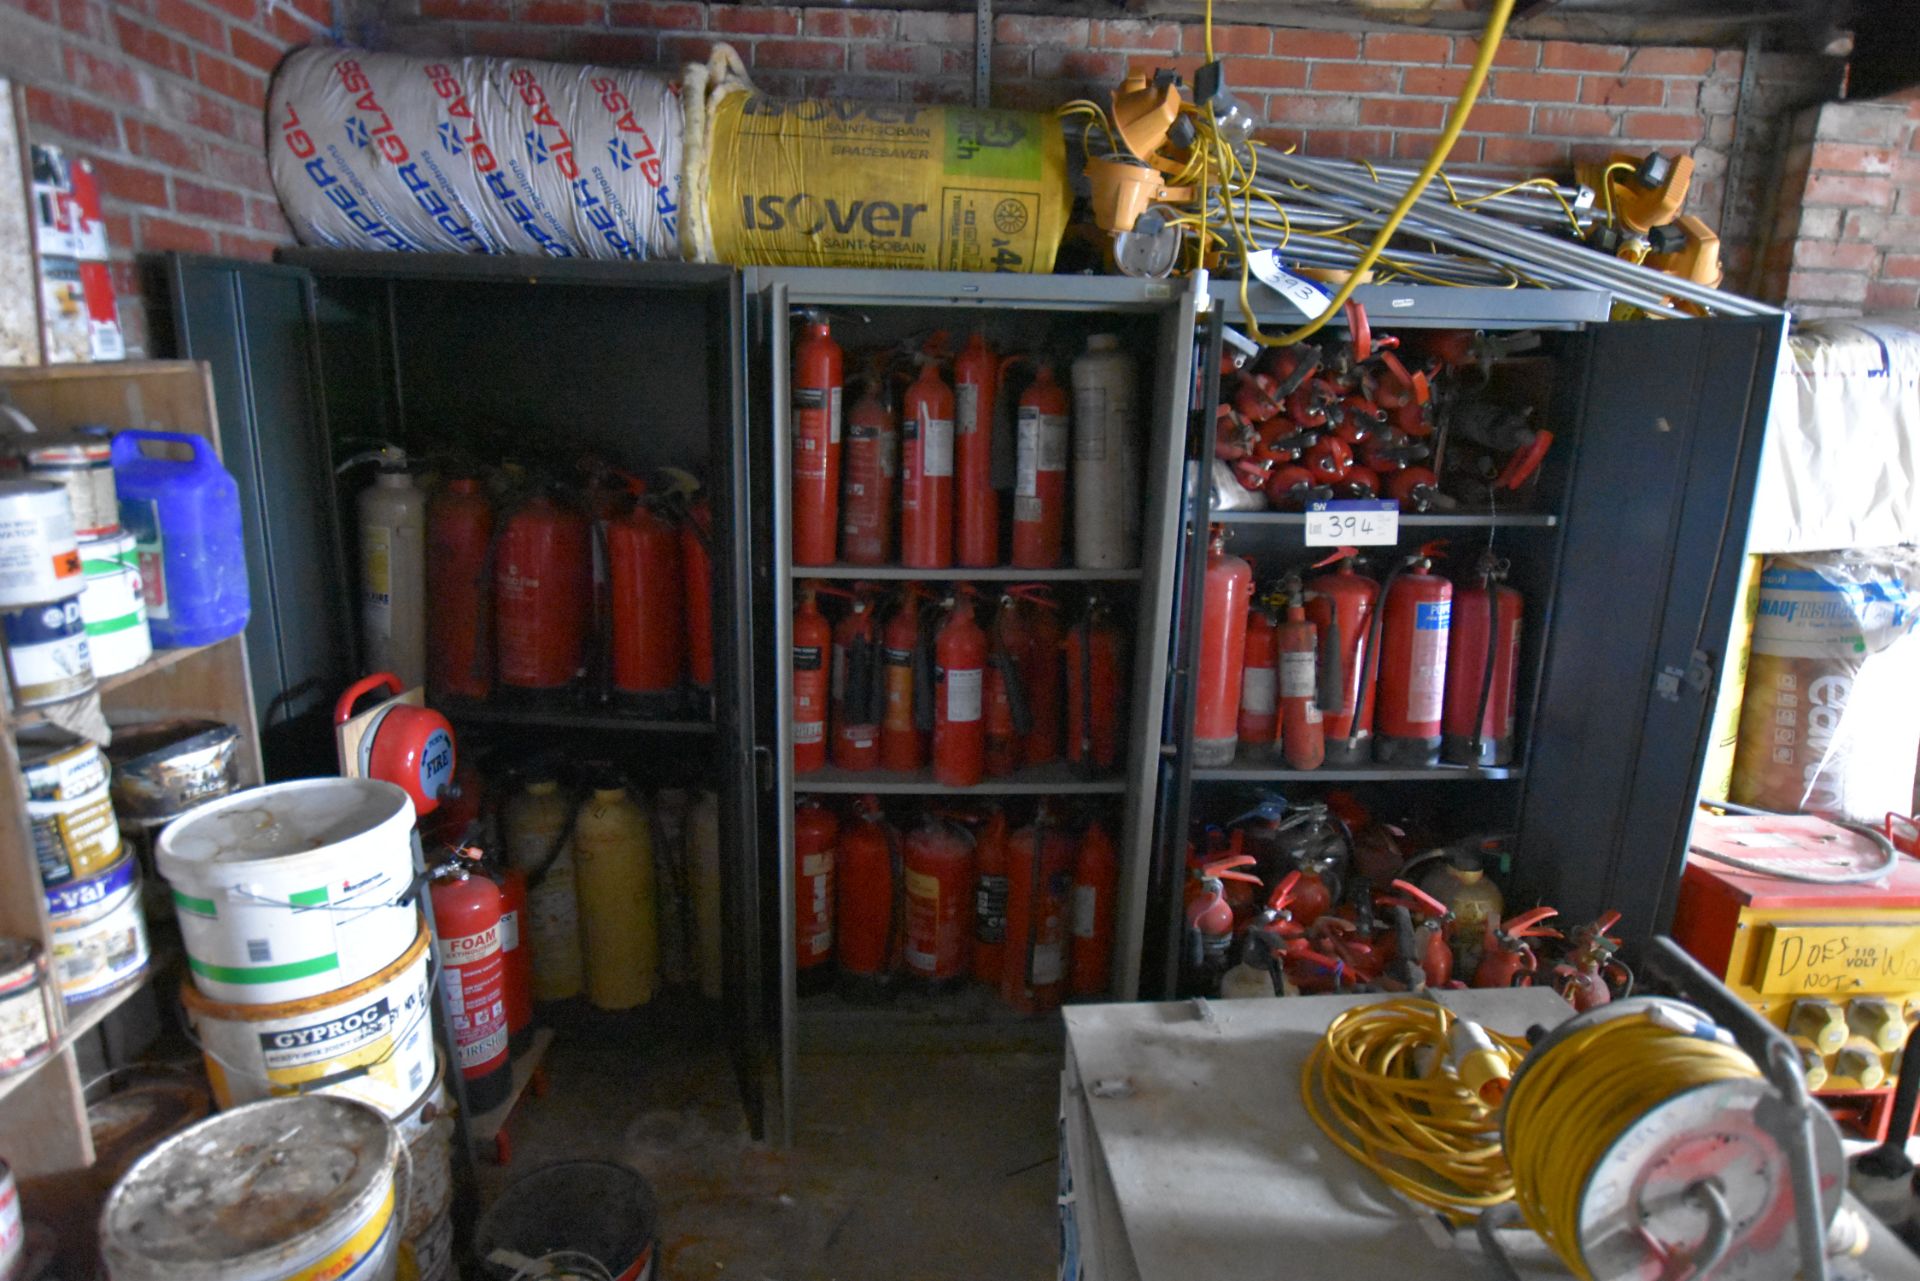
left=1061, top=989, right=1920, bottom=1281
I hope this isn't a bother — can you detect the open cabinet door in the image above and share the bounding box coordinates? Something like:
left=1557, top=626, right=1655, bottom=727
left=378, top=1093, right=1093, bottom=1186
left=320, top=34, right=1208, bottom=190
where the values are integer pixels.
left=1515, top=314, right=1786, bottom=941
left=160, top=253, right=355, bottom=778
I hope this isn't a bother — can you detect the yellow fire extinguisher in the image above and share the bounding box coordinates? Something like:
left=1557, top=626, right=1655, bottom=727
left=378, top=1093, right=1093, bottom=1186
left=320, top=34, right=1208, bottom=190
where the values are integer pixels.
left=573, top=773, right=660, bottom=1010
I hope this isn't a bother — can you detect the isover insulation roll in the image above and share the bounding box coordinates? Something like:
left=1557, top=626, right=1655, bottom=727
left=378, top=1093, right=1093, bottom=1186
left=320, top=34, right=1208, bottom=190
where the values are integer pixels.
left=697, top=89, right=1070, bottom=272
left=267, top=47, right=682, bottom=260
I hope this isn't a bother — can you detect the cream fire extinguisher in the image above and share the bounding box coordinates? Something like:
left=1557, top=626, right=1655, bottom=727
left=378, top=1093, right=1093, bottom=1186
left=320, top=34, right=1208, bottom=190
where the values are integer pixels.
left=339, top=445, right=426, bottom=689
left=1071, top=334, right=1137, bottom=570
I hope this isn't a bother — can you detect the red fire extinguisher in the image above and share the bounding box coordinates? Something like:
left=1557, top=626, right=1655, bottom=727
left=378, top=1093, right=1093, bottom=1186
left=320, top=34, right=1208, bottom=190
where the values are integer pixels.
left=900, top=357, right=955, bottom=570
left=966, top=806, right=1011, bottom=986
left=1365, top=545, right=1453, bottom=766
left=607, top=496, right=686, bottom=705
left=984, top=593, right=1032, bottom=777
left=840, top=365, right=896, bottom=566
left=1443, top=554, right=1523, bottom=767
left=1276, top=581, right=1326, bottom=771
left=954, top=331, right=1000, bottom=569
left=933, top=592, right=987, bottom=788
left=430, top=851, right=511, bottom=1112
left=494, top=865, right=534, bottom=1054
left=1183, top=852, right=1262, bottom=993
left=496, top=491, right=591, bottom=692
left=426, top=475, right=493, bottom=700
left=1017, top=588, right=1065, bottom=765
left=1004, top=806, right=1074, bottom=1014
left=1007, top=359, right=1070, bottom=570
left=904, top=810, right=974, bottom=986
left=1066, top=596, right=1125, bottom=771
left=1070, top=816, right=1118, bottom=999
left=792, top=313, right=843, bottom=567
left=880, top=588, right=929, bottom=772
left=793, top=588, right=831, bottom=774
left=1237, top=596, right=1278, bottom=750
left=1194, top=527, right=1252, bottom=767
left=794, top=799, right=837, bottom=985
left=1305, top=549, right=1379, bottom=767
left=836, top=797, right=898, bottom=993
left=681, top=498, right=715, bottom=694
left=830, top=585, right=883, bottom=771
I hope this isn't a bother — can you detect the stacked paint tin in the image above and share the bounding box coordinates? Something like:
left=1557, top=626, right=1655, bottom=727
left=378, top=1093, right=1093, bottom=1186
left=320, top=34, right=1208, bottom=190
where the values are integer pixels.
left=0, top=477, right=95, bottom=709
left=156, top=777, right=455, bottom=1281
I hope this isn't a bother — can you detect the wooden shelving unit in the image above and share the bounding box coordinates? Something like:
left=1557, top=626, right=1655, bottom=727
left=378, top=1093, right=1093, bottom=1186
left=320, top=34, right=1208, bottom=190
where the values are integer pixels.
left=0, top=362, right=263, bottom=1189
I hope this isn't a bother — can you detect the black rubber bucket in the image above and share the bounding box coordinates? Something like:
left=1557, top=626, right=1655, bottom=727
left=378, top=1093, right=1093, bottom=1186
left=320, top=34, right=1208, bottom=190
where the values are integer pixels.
left=476, top=1160, right=660, bottom=1281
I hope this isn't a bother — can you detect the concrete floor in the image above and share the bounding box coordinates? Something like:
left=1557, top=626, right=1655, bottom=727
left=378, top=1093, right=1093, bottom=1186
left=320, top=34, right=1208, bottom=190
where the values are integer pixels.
left=477, top=1028, right=1061, bottom=1280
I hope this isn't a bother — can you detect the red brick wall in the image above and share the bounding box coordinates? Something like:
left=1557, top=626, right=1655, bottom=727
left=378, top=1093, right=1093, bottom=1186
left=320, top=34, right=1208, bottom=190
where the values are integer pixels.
left=2, top=0, right=328, bottom=352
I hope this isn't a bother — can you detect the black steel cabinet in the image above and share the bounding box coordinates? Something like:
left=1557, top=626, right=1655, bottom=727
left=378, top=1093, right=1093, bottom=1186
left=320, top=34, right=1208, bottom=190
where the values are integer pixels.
left=161, top=250, right=770, bottom=1134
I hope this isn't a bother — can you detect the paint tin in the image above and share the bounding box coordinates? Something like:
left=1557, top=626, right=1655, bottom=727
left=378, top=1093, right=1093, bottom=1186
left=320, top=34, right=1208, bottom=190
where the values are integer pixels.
left=24, top=430, right=118, bottom=540
left=400, top=1112, right=453, bottom=1243
left=100, top=1095, right=402, bottom=1281
left=0, top=938, right=60, bottom=1077
left=158, top=779, right=419, bottom=1005
left=48, top=855, right=148, bottom=1003
left=87, top=1074, right=211, bottom=1192
left=0, top=479, right=82, bottom=609
left=398, top=1188, right=452, bottom=1281
left=18, top=725, right=119, bottom=887
left=0, top=1157, right=23, bottom=1281
left=107, top=719, right=240, bottom=822
left=181, top=917, right=436, bottom=1116
left=80, top=531, right=150, bottom=678
left=3, top=594, right=93, bottom=708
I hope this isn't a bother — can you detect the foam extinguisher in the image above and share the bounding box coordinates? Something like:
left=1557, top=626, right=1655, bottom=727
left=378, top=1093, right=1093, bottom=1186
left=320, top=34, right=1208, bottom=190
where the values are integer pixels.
left=954, top=331, right=1001, bottom=569
left=429, top=848, right=511, bottom=1113
left=900, top=353, right=955, bottom=570
left=1443, top=553, right=1523, bottom=767
left=1070, top=816, right=1118, bottom=999
left=1071, top=334, right=1137, bottom=570
left=681, top=497, right=715, bottom=697
left=792, top=311, right=843, bottom=567
left=793, top=587, right=831, bottom=774
left=492, top=863, right=535, bottom=1054
left=425, top=474, right=493, bottom=700
left=966, top=805, right=1011, bottom=986
left=840, top=361, right=896, bottom=566
left=606, top=487, right=686, bottom=708
left=1276, top=579, right=1326, bottom=771
left=1016, top=587, right=1065, bottom=765
left=1006, top=357, right=1070, bottom=570
left=1194, top=526, right=1253, bottom=767
left=1004, top=804, right=1074, bottom=1013
left=495, top=488, right=592, bottom=692
left=880, top=587, right=929, bottom=772
left=836, top=796, right=900, bottom=995
left=1237, top=592, right=1278, bottom=751
left=793, top=798, right=837, bottom=989
left=904, top=810, right=975, bottom=987
left=932, top=590, right=987, bottom=788
left=984, top=593, right=1034, bottom=777
left=1363, top=543, right=1453, bottom=767
left=1066, top=595, right=1125, bottom=771
left=829, top=584, right=884, bottom=771
left=339, top=445, right=427, bottom=690
left=1305, top=548, right=1379, bottom=767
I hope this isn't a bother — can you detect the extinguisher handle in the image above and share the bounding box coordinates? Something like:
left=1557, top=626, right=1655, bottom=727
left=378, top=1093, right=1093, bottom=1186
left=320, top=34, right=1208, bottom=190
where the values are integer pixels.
left=334, top=673, right=405, bottom=727
left=1496, top=428, right=1553, bottom=491
left=1343, top=301, right=1371, bottom=363
left=994, top=646, right=1034, bottom=737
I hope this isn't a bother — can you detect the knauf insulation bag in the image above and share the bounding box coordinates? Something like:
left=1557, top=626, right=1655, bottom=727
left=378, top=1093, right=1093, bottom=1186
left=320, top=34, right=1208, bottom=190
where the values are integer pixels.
left=268, top=47, right=681, bottom=260
left=685, top=49, right=1069, bottom=272
left=1730, top=549, right=1920, bottom=823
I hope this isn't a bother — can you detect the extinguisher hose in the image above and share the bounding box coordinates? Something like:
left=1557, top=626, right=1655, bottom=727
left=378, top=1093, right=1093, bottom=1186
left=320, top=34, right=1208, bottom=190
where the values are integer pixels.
left=994, top=609, right=1034, bottom=737
left=1472, top=576, right=1500, bottom=764
left=1349, top=564, right=1407, bottom=752
left=1077, top=609, right=1095, bottom=768
left=912, top=610, right=938, bottom=734
left=1025, top=811, right=1046, bottom=991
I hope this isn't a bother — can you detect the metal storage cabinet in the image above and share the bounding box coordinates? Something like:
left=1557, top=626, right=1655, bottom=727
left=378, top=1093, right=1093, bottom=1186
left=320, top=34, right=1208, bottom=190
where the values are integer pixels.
left=744, top=268, right=1199, bottom=1143
left=160, top=250, right=772, bottom=1133
left=1149, top=283, right=1784, bottom=991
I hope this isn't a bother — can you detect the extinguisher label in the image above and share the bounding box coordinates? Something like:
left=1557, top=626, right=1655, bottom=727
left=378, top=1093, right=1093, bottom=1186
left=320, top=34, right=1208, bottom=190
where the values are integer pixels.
left=1016, top=409, right=1067, bottom=505
left=123, top=498, right=168, bottom=620
left=499, top=909, right=520, bottom=953
left=830, top=385, right=843, bottom=444
left=1280, top=651, right=1315, bottom=699
left=944, top=666, right=983, bottom=723
left=1071, top=884, right=1098, bottom=940
left=956, top=383, right=980, bottom=436
left=830, top=643, right=847, bottom=698
left=1031, top=939, right=1064, bottom=985
left=975, top=873, right=1008, bottom=942
left=793, top=644, right=823, bottom=671
left=795, top=719, right=824, bottom=745
left=921, top=415, right=954, bottom=478
left=1240, top=665, right=1276, bottom=714
left=1410, top=601, right=1451, bottom=722
left=1074, top=389, right=1109, bottom=461
left=362, top=524, right=394, bottom=639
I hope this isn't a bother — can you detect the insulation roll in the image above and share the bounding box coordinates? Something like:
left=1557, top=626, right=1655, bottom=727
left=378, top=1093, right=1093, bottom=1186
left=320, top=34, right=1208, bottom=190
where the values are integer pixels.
left=267, top=47, right=682, bottom=260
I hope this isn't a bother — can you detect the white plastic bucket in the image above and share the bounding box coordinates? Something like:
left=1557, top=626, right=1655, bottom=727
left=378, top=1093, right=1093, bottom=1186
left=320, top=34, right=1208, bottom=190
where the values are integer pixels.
left=80, top=531, right=151, bottom=677
left=48, top=854, right=149, bottom=1002
left=182, top=917, right=435, bottom=1115
left=101, top=1096, right=402, bottom=1281
left=157, top=779, right=419, bottom=1005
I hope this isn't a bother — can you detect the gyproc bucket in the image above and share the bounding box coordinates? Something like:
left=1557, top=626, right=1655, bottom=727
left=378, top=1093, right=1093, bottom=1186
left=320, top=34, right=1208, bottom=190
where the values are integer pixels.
left=157, top=779, right=418, bottom=1004
left=476, top=1160, right=660, bottom=1281
left=182, top=916, right=435, bottom=1114
left=100, top=1095, right=402, bottom=1281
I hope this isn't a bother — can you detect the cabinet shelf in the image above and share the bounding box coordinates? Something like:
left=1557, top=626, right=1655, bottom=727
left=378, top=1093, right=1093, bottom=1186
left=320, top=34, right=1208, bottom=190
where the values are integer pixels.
left=9, top=641, right=225, bottom=729
left=797, top=761, right=1127, bottom=795
left=0, top=968, right=154, bottom=1106
left=1212, top=512, right=1557, bottom=529
left=793, top=565, right=1143, bottom=582
left=434, top=697, right=714, bottom=736
left=1191, top=762, right=1523, bottom=782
